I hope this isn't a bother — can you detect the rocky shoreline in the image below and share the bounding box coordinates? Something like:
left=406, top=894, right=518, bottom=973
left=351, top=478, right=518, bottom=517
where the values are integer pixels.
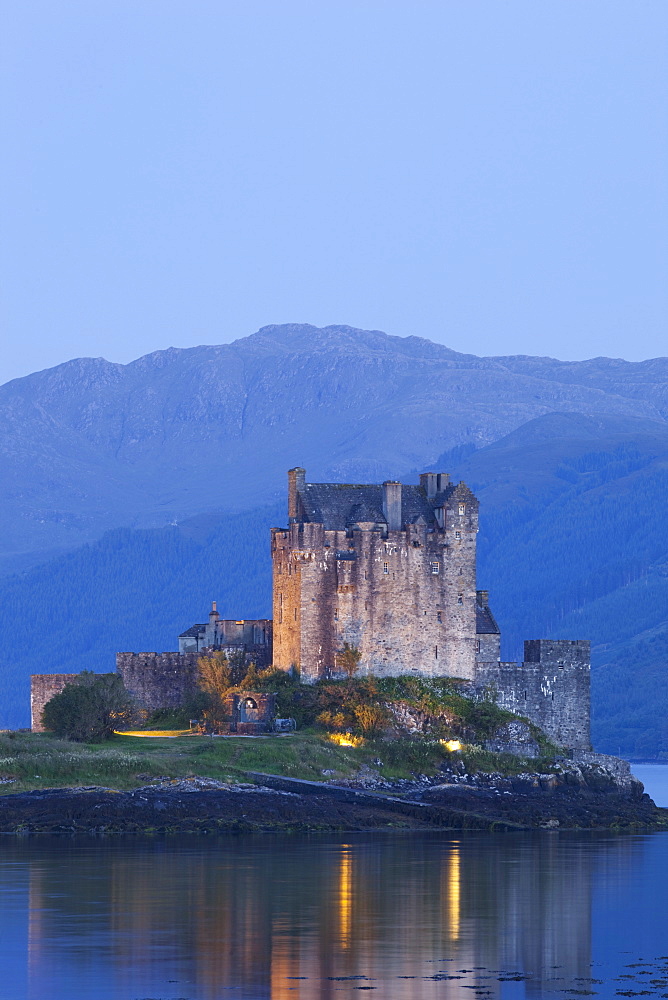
left=0, top=753, right=661, bottom=834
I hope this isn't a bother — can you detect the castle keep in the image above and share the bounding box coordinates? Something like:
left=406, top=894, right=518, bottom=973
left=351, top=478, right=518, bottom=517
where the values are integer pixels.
left=272, top=468, right=493, bottom=680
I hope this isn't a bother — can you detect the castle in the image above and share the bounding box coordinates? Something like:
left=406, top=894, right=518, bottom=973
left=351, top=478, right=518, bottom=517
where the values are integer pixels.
left=31, top=466, right=591, bottom=750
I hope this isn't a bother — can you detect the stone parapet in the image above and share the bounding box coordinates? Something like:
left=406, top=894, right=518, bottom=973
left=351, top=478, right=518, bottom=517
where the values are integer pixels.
left=116, top=652, right=202, bottom=711
left=473, top=640, right=591, bottom=750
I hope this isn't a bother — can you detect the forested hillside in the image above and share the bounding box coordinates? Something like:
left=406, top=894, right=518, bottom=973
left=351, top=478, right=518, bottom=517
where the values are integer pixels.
left=448, top=413, right=668, bottom=757
left=0, top=507, right=279, bottom=730
left=1, top=410, right=666, bottom=755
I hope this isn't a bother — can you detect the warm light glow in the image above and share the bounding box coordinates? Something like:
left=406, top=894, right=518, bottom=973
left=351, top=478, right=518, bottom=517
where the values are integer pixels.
left=338, top=846, right=353, bottom=950
left=441, top=739, right=462, bottom=752
left=443, top=844, right=461, bottom=940
left=328, top=733, right=365, bottom=748
left=114, top=730, right=195, bottom=738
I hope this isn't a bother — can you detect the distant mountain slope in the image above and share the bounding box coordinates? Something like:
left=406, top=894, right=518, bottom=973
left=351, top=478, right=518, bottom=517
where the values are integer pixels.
left=1, top=410, right=667, bottom=754
left=1, top=323, right=666, bottom=565
left=0, top=507, right=280, bottom=729
left=444, top=412, right=668, bottom=756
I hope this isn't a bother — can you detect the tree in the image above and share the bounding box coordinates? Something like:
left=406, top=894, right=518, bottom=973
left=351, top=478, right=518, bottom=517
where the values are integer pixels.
left=197, top=651, right=232, bottom=701
left=197, top=652, right=233, bottom=729
left=336, top=642, right=362, bottom=681
left=42, top=672, right=133, bottom=742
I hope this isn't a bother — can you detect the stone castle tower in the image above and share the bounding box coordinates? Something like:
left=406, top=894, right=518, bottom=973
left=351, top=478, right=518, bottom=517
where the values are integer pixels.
left=271, top=467, right=500, bottom=681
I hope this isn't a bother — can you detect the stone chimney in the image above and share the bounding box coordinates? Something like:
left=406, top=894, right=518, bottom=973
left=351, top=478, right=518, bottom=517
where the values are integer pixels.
left=288, top=467, right=306, bottom=521
left=420, top=473, right=438, bottom=497
left=420, top=472, right=450, bottom=497
left=209, top=600, right=220, bottom=622
left=476, top=590, right=489, bottom=607
left=382, top=481, right=402, bottom=530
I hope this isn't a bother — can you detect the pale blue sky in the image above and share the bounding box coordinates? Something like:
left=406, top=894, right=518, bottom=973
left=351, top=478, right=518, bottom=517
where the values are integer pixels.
left=1, top=0, right=666, bottom=383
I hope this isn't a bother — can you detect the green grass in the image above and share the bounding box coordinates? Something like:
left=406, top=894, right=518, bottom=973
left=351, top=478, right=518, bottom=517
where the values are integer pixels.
left=0, top=731, right=378, bottom=793
left=0, top=672, right=560, bottom=794
left=0, top=728, right=558, bottom=794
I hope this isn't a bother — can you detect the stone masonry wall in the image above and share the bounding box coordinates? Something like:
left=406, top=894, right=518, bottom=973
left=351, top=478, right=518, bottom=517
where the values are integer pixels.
left=116, top=653, right=202, bottom=711
left=476, top=633, right=500, bottom=662
left=31, top=674, right=78, bottom=731
left=473, top=640, right=591, bottom=750
left=272, top=485, right=479, bottom=682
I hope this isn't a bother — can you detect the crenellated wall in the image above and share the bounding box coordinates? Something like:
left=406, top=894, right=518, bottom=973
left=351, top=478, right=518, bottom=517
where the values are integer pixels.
left=115, top=652, right=201, bottom=711
left=473, top=640, right=591, bottom=750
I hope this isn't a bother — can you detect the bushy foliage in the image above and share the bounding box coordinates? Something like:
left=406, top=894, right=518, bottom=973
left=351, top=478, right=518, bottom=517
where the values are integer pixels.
left=336, top=642, right=361, bottom=680
left=245, top=671, right=515, bottom=743
left=41, top=672, right=133, bottom=742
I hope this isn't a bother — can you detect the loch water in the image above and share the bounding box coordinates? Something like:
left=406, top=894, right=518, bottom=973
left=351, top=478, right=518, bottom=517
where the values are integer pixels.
left=1, top=831, right=668, bottom=999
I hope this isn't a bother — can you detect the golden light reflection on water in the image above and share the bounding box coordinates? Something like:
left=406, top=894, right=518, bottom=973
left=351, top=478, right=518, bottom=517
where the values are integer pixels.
left=444, top=843, right=460, bottom=941
left=339, top=844, right=353, bottom=951
left=17, top=835, right=604, bottom=1000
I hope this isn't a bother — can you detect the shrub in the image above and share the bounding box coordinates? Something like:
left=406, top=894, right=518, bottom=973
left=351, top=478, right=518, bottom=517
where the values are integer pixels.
left=353, top=703, right=388, bottom=737
left=336, top=643, right=362, bottom=680
left=42, top=672, right=133, bottom=742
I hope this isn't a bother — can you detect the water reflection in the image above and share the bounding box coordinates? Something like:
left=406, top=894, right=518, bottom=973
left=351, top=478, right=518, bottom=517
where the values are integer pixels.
left=0, top=832, right=649, bottom=999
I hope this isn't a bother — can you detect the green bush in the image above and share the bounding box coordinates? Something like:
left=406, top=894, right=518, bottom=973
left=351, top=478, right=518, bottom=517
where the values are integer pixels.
left=42, top=672, right=133, bottom=742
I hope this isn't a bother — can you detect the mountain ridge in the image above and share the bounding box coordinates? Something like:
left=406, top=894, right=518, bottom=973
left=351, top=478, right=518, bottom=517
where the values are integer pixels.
left=1, top=323, right=666, bottom=570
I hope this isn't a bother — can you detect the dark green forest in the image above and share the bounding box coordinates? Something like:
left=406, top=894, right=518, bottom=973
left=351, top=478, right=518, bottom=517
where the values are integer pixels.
left=1, top=414, right=666, bottom=756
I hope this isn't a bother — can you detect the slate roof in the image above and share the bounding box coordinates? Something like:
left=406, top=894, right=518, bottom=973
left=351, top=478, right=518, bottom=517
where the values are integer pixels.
left=178, top=624, right=206, bottom=638
left=298, top=483, right=458, bottom=530
left=476, top=604, right=500, bottom=635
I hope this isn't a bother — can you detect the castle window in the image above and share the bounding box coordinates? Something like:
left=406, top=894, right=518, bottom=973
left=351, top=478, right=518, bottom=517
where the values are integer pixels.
left=435, top=646, right=438, bottom=659
left=334, top=609, right=338, bottom=621
left=383, top=562, right=389, bottom=574
left=458, top=503, right=466, bottom=516
left=294, top=608, right=297, bottom=621
left=431, top=561, right=440, bottom=574
left=476, top=639, right=481, bottom=653
left=455, top=531, right=461, bottom=539
left=457, top=594, right=463, bottom=604
left=437, top=611, right=442, bottom=623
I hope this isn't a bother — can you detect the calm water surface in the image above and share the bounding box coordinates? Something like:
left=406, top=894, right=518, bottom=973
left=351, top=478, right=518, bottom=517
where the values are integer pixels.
left=1, top=831, right=668, bottom=999
left=632, top=763, right=668, bottom=806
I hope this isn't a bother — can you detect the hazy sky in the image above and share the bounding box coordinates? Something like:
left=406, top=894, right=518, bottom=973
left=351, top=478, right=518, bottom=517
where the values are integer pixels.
left=1, top=1, right=666, bottom=383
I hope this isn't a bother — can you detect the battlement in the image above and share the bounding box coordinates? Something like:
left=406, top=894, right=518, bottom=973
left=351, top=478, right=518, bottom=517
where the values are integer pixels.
left=115, top=652, right=201, bottom=711
left=473, top=640, right=591, bottom=750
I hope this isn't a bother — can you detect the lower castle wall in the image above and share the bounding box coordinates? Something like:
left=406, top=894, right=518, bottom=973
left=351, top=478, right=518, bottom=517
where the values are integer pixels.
left=116, top=653, right=201, bottom=711
left=31, top=674, right=78, bottom=732
left=473, top=640, right=591, bottom=750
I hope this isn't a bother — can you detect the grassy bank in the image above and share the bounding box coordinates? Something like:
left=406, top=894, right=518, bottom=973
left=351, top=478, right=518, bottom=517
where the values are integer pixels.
left=0, top=728, right=558, bottom=795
